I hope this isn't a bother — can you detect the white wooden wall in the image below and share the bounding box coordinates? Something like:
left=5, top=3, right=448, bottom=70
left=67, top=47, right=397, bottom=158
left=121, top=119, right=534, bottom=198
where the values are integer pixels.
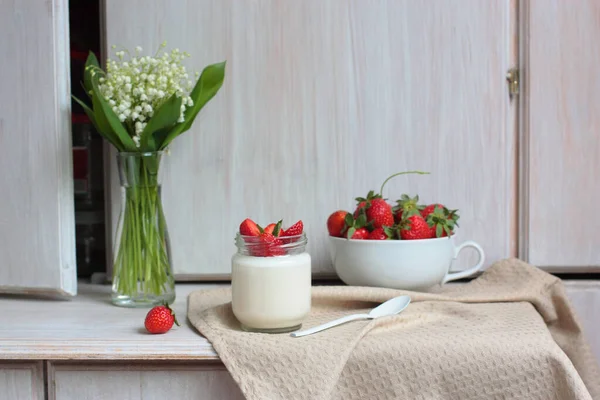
left=0, top=0, right=76, bottom=294
left=521, top=0, right=600, bottom=271
left=104, top=0, right=516, bottom=278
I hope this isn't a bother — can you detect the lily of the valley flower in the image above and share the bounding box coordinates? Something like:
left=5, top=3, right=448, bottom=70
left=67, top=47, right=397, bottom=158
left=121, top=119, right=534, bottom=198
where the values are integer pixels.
left=99, top=43, right=194, bottom=144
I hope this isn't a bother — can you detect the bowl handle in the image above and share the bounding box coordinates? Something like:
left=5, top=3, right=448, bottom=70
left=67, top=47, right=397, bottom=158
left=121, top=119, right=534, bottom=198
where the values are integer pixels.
left=442, top=241, right=485, bottom=284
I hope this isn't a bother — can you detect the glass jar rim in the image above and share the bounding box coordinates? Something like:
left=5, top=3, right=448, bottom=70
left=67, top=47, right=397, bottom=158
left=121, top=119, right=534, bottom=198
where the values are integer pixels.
left=235, top=232, right=307, bottom=252
left=235, top=232, right=308, bottom=257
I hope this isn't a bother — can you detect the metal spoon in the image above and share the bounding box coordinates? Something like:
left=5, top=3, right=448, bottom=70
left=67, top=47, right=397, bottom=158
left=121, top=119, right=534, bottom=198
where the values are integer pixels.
left=290, top=295, right=411, bottom=338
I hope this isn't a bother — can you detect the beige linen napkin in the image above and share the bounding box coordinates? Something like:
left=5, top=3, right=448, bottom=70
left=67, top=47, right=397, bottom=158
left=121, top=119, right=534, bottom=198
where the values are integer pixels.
left=188, top=259, right=600, bottom=400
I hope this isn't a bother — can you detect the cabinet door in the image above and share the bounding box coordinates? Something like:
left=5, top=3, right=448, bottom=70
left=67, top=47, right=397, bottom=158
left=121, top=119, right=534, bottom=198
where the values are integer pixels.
left=104, top=0, right=516, bottom=278
left=0, top=362, right=44, bottom=400
left=0, top=0, right=76, bottom=294
left=50, top=363, right=244, bottom=400
left=521, top=0, right=600, bottom=271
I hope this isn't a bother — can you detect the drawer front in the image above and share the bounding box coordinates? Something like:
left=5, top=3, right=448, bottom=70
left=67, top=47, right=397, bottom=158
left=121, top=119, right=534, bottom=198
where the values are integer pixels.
left=0, top=362, right=44, bottom=400
left=49, top=362, right=244, bottom=400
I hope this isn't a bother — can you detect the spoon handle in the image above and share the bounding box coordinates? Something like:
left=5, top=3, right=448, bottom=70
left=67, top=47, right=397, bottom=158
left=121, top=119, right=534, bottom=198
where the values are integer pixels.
left=290, top=313, right=371, bottom=338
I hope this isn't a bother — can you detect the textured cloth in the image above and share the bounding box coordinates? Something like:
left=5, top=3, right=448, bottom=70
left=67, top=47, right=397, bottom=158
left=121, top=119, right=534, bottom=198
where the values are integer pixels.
left=188, top=258, right=600, bottom=400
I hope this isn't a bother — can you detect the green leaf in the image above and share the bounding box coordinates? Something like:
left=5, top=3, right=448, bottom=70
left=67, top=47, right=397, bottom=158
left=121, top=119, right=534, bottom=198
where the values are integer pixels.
left=436, top=224, right=443, bottom=238
left=72, top=95, right=124, bottom=151
left=90, top=74, right=137, bottom=151
left=159, top=61, right=226, bottom=150
left=346, top=227, right=356, bottom=239
left=84, top=52, right=100, bottom=95
left=356, top=213, right=367, bottom=227
left=273, top=220, right=283, bottom=236
left=344, top=213, right=354, bottom=227
left=141, top=94, right=183, bottom=150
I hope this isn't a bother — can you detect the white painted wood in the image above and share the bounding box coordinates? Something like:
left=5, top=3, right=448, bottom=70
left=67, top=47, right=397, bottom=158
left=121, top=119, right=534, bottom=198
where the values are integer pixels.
left=50, top=363, right=244, bottom=400
left=0, top=284, right=219, bottom=360
left=103, top=0, right=516, bottom=278
left=0, top=362, right=44, bottom=400
left=521, top=0, right=600, bottom=270
left=0, top=281, right=597, bottom=366
left=564, top=281, right=600, bottom=366
left=0, top=0, right=76, bottom=294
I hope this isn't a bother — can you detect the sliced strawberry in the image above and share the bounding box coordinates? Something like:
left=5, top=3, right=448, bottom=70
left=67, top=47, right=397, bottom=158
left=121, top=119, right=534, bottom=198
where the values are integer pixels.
left=240, top=218, right=261, bottom=236
left=251, top=232, right=285, bottom=257
left=263, top=220, right=283, bottom=236
left=264, top=223, right=276, bottom=235
left=281, top=220, right=303, bottom=237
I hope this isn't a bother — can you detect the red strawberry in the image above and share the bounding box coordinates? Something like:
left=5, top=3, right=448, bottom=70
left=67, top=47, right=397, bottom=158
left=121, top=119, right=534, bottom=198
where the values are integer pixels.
left=399, top=215, right=434, bottom=240
left=252, top=232, right=285, bottom=257
left=354, top=191, right=394, bottom=229
left=343, top=212, right=368, bottom=239
left=393, top=194, right=420, bottom=223
left=354, top=200, right=368, bottom=219
left=420, top=203, right=445, bottom=219
left=367, top=227, right=394, bottom=240
left=350, top=227, right=369, bottom=240
left=327, top=210, right=350, bottom=237
left=144, top=304, right=180, bottom=334
left=264, top=223, right=276, bottom=235
left=426, top=206, right=456, bottom=238
left=263, top=220, right=283, bottom=236
left=366, top=198, right=394, bottom=228
left=239, top=218, right=261, bottom=236
left=281, top=220, right=303, bottom=237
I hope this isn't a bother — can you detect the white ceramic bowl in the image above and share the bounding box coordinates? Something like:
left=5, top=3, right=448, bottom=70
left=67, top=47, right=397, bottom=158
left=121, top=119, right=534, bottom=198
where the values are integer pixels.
left=329, top=235, right=485, bottom=291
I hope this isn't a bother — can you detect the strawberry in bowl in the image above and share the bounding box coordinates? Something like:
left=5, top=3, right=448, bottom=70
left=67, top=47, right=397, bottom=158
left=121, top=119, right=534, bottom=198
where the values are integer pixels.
left=326, top=171, right=485, bottom=291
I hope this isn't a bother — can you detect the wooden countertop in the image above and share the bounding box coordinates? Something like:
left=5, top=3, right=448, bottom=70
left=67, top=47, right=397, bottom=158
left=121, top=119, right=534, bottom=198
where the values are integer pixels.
left=0, top=283, right=225, bottom=361
left=0, top=279, right=597, bottom=361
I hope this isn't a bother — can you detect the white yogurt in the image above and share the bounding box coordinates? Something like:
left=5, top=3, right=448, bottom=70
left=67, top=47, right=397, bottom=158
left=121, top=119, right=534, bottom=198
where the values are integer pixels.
left=231, top=253, right=311, bottom=332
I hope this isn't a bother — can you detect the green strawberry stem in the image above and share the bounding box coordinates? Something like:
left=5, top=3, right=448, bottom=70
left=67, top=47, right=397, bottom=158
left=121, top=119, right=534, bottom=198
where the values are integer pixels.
left=379, top=170, right=430, bottom=197
left=165, top=302, right=180, bottom=326
left=113, top=154, right=173, bottom=300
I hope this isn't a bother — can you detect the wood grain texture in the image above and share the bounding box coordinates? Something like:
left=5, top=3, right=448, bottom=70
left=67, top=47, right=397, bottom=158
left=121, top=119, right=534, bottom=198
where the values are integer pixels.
left=0, top=362, right=44, bottom=400
left=103, top=0, right=515, bottom=277
left=523, top=0, right=600, bottom=269
left=0, top=0, right=76, bottom=294
left=0, top=284, right=219, bottom=360
left=0, top=281, right=598, bottom=366
left=564, top=281, right=600, bottom=364
left=49, top=363, right=244, bottom=400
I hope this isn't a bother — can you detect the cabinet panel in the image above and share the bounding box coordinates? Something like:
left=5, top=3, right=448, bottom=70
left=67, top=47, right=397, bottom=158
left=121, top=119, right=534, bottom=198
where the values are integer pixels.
left=523, top=0, right=600, bottom=270
left=104, top=0, right=515, bottom=277
left=50, top=364, right=244, bottom=400
left=0, top=362, right=44, bottom=400
left=0, top=0, right=76, bottom=293
left=564, top=281, right=600, bottom=365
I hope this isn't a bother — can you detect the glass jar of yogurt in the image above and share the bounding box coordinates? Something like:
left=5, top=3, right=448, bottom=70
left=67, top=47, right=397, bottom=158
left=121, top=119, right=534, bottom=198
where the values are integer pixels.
left=231, top=233, right=311, bottom=333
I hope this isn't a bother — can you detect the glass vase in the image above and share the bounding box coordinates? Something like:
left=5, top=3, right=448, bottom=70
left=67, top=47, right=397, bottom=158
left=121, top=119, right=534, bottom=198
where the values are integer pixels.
left=111, top=151, right=175, bottom=307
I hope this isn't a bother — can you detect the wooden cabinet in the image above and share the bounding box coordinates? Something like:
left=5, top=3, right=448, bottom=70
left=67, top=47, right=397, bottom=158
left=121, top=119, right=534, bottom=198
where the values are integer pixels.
left=49, top=363, right=244, bottom=400
left=0, top=362, right=44, bottom=400
left=104, top=0, right=517, bottom=278
left=0, top=0, right=76, bottom=294
left=0, top=283, right=598, bottom=399
left=520, top=0, right=600, bottom=271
